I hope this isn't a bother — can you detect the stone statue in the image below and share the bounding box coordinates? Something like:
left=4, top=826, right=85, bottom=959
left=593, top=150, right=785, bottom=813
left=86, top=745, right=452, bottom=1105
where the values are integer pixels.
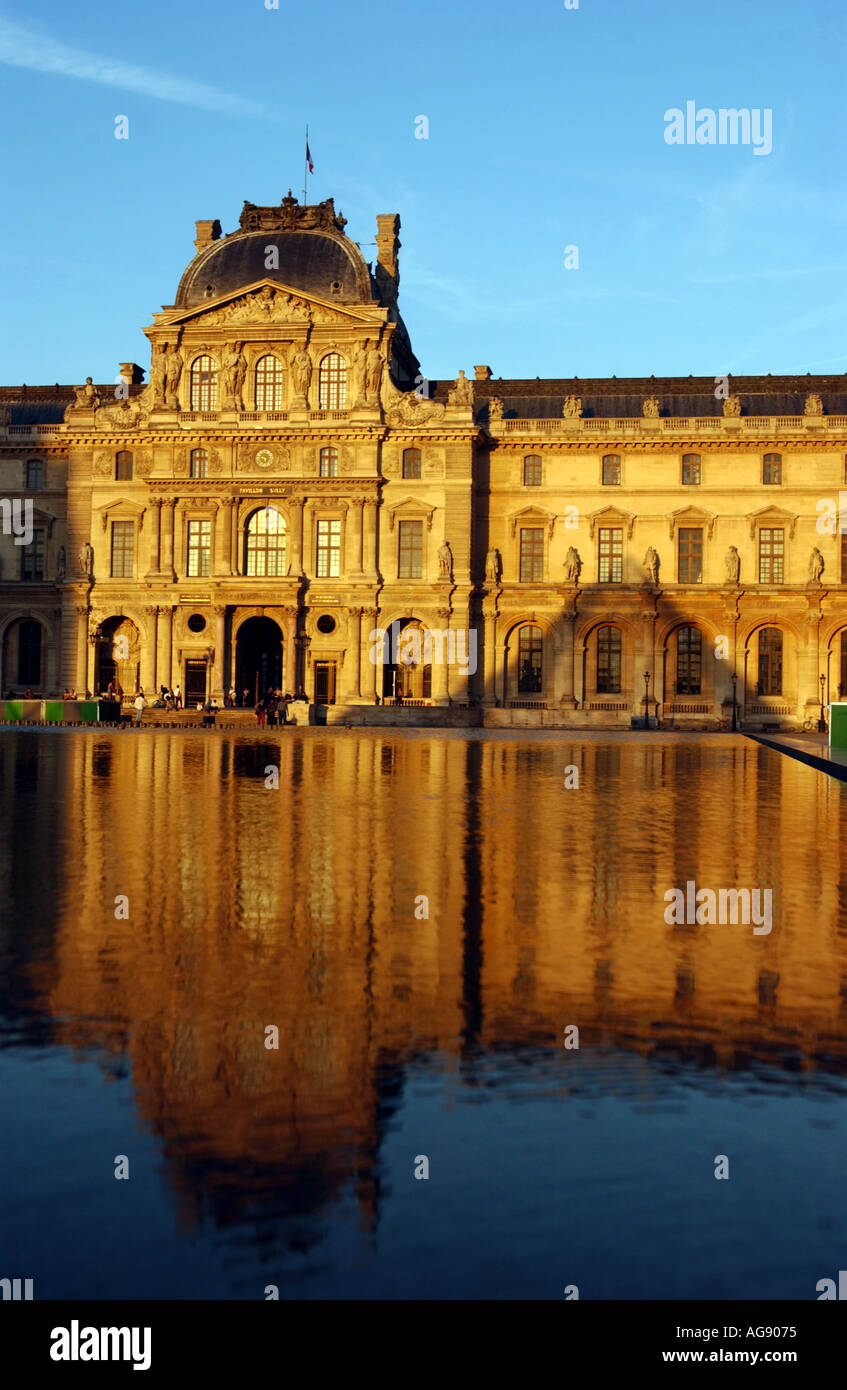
left=563, top=395, right=582, bottom=419
left=564, top=546, right=582, bottom=583
left=643, top=546, right=660, bottom=584
left=150, top=344, right=167, bottom=407
left=291, top=347, right=312, bottom=401
left=642, top=396, right=660, bottom=418
left=805, top=393, right=823, bottom=417
left=79, top=540, right=94, bottom=578
left=73, top=377, right=100, bottom=409
left=233, top=345, right=248, bottom=404
left=163, top=346, right=182, bottom=407
left=485, top=547, right=501, bottom=583
left=447, top=370, right=474, bottom=406
left=723, top=394, right=741, bottom=417
left=438, top=541, right=453, bottom=580
left=222, top=342, right=247, bottom=409
left=809, top=546, right=825, bottom=583
left=725, top=545, right=740, bottom=584
left=364, top=342, right=383, bottom=399
left=57, top=546, right=66, bottom=580
left=488, top=397, right=504, bottom=426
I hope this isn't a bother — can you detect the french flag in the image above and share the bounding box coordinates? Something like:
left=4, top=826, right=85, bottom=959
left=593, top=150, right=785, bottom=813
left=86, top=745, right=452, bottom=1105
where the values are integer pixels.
left=306, top=139, right=314, bottom=174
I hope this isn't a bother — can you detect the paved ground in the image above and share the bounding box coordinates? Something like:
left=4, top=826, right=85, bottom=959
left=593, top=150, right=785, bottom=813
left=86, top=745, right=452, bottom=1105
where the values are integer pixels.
left=746, top=729, right=847, bottom=782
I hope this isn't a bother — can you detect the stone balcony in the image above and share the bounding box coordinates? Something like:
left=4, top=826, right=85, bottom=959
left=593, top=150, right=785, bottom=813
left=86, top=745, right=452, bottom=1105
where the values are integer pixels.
left=491, top=414, right=847, bottom=437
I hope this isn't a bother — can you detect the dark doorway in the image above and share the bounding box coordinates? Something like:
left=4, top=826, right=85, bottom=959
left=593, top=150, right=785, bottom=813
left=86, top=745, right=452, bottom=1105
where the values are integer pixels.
left=314, top=661, right=336, bottom=705
left=185, top=659, right=208, bottom=706
left=236, top=616, right=283, bottom=703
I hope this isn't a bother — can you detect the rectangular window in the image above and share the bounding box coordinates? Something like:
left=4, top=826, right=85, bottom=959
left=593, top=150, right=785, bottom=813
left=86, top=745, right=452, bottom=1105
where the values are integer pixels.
left=316, top=518, right=341, bottom=578
left=398, top=520, right=423, bottom=579
left=20, top=528, right=45, bottom=580
left=187, top=518, right=211, bottom=577
left=602, top=456, right=621, bottom=486
left=678, top=527, right=703, bottom=583
left=763, top=453, right=782, bottom=485
left=758, top=528, right=784, bottom=583
left=523, top=456, right=542, bottom=486
left=110, top=521, right=134, bottom=578
left=26, top=460, right=44, bottom=489
left=598, top=527, right=623, bottom=582
left=682, top=454, right=700, bottom=485
left=519, top=527, right=544, bottom=582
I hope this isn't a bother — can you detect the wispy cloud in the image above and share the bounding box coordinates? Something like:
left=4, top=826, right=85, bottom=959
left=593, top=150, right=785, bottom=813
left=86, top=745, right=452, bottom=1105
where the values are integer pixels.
left=0, top=15, right=270, bottom=117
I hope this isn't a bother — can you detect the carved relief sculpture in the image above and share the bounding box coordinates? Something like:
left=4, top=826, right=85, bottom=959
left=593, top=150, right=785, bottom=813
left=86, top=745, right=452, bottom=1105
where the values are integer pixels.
left=447, top=370, right=474, bottom=406
left=488, top=397, right=504, bottom=426
left=642, top=396, right=660, bottom=419
left=563, top=395, right=582, bottom=419
left=805, top=393, right=824, bottom=417
left=723, top=394, right=741, bottom=417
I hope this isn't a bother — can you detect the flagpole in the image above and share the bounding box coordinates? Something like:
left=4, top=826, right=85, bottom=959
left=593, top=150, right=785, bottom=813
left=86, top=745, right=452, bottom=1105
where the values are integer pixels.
left=303, top=124, right=308, bottom=204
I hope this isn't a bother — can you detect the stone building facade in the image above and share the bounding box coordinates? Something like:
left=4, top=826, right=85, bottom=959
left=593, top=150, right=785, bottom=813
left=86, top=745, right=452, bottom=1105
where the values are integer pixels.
left=2, top=191, right=847, bottom=728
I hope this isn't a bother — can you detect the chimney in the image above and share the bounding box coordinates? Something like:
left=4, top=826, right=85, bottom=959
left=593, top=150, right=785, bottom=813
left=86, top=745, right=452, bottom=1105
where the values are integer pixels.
left=375, top=214, right=401, bottom=286
left=194, top=219, right=222, bottom=254
left=119, top=363, right=145, bottom=385
left=474, top=365, right=493, bottom=381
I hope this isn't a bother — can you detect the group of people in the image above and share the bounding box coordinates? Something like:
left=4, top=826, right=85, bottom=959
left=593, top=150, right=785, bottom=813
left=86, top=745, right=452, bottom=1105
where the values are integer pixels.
left=255, top=688, right=307, bottom=728
left=153, top=684, right=183, bottom=711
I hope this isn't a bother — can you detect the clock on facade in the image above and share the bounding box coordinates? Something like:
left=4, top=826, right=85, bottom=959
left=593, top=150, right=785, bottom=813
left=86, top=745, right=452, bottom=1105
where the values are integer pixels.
left=255, top=448, right=274, bottom=468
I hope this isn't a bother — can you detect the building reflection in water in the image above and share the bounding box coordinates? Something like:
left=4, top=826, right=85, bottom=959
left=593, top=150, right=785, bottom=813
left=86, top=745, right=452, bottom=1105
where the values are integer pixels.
left=3, top=730, right=847, bottom=1259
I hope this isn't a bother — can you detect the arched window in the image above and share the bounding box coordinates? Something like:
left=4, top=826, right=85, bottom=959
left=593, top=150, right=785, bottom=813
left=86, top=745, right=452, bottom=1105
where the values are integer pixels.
left=523, top=455, right=542, bottom=486
left=319, top=446, right=338, bottom=478
left=763, top=452, right=782, bottom=485
left=190, top=355, right=218, bottom=410
left=682, top=453, right=700, bottom=485
left=403, top=448, right=421, bottom=479
left=17, top=619, right=42, bottom=684
left=190, top=448, right=207, bottom=479
left=676, top=625, right=702, bottom=694
left=602, top=454, right=620, bottom=486
left=255, top=355, right=284, bottom=411
left=596, top=625, right=621, bottom=693
left=318, top=353, right=347, bottom=409
left=518, top=624, right=543, bottom=693
left=26, top=459, right=44, bottom=489
left=115, top=450, right=133, bottom=481
left=245, top=507, right=287, bottom=577
left=757, top=627, right=783, bottom=696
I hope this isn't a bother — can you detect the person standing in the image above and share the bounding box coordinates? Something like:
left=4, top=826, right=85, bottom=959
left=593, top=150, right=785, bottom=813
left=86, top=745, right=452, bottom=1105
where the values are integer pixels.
left=134, top=690, right=146, bottom=726
left=173, top=683, right=182, bottom=709
left=256, top=697, right=266, bottom=729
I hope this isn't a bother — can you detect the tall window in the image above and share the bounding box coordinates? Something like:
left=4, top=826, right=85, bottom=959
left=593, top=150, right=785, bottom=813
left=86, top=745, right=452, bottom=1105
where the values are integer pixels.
left=20, top=529, right=45, bottom=580
left=519, top=527, right=544, bottom=581
left=17, top=620, right=41, bottom=684
left=255, top=355, right=284, bottom=410
left=115, top=450, right=133, bottom=482
left=398, top=520, right=423, bottom=579
left=759, top=528, right=784, bottom=583
left=763, top=452, right=782, bottom=485
left=316, top=518, right=342, bottom=577
left=518, top=625, right=543, bottom=693
left=403, top=448, right=421, bottom=479
left=602, top=455, right=621, bottom=486
left=523, top=455, right=542, bottom=486
left=598, top=527, right=623, bottom=582
left=319, top=446, right=338, bottom=478
left=757, top=627, right=783, bottom=695
left=187, top=519, right=211, bottom=577
left=26, top=459, right=43, bottom=489
left=110, top=521, right=134, bottom=577
left=597, top=625, right=621, bottom=693
left=190, top=355, right=218, bottom=410
left=678, top=527, right=703, bottom=583
left=676, top=626, right=702, bottom=694
left=682, top=454, right=700, bottom=485
left=318, top=353, right=347, bottom=409
left=190, top=448, right=207, bottom=479
left=245, top=507, right=286, bottom=576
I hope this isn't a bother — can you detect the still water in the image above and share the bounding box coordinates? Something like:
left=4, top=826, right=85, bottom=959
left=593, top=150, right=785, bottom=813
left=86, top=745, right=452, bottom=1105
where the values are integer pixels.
left=1, top=729, right=846, bottom=1300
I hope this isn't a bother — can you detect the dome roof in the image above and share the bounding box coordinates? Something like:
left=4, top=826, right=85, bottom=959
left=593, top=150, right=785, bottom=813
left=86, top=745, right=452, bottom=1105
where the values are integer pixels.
left=175, top=197, right=375, bottom=308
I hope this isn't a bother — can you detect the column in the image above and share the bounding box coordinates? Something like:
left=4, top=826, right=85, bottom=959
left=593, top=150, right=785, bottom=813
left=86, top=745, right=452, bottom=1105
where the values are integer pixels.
left=161, top=498, right=176, bottom=579
left=288, top=498, right=304, bottom=576
left=147, top=497, right=162, bottom=575
left=362, top=608, right=379, bottom=702
left=173, top=504, right=185, bottom=577
left=363, top=499, right=378, bottom=576
left=559, top=610, right=577, bottom=707
left=347, top=498, right=365, bottom=575
left=75, top=604, right=88, bottom=693
left=482, top=604, right=499, bottom=705
left=301, top=503, right=313, bottom=577
left=212, top=605, right=226, bottom=698
left=635, top=611, right=656, bottom=724
left=231, top=499, right=240, bottom=575
left=215, top=498, right=233, bottom=576
left=142, top=607, right=158, bottom=693
left=159, top=605, right=174, bottom=690
left=281, top=605, right=298, bottom=692
left=430, top=610, right=450, bottom=705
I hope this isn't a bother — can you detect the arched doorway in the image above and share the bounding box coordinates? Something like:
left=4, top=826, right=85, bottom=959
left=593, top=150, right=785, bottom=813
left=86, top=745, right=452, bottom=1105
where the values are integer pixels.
left=2, top=618, right=43, bottom=691
left=96, top=616, right=141, bottom=697
left=236, top=616, right=282, bottom=703
left=381, top=618, right=432, bottom=701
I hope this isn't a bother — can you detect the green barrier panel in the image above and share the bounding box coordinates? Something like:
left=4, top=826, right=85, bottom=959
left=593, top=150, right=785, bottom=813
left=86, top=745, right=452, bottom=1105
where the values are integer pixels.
left=44, top=701, right=64, bottom=723
left=829, top=703, right=847, bottom=749
left=79, top=702, right=98, bottom=723
left=5, top=701, right=23, bottom=721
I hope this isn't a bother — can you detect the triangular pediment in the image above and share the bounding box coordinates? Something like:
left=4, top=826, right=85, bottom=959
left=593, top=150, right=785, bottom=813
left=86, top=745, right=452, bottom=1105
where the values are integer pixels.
left=668, top=505, right=717, bottom=539
left=747, top=505, right=798, bottom=539
left=508, top=504, right=557, bottom=538
left=588, top=504, right=636, bottom=540
left=150, top=280, right=385, bottom=332
left=385, top=495, right=437, bottom=531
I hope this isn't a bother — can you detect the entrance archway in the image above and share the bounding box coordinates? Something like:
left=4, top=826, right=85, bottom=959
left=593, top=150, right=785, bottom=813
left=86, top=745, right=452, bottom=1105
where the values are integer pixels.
left=236, top=616, right=283, bottom=704
left=96, top=616, right=141, bottom=697
left=381, top=618, right=432, bottom=701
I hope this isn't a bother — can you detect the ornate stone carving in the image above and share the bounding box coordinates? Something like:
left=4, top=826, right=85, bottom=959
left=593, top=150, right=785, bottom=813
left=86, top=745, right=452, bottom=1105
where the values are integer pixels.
left=725, top=545, right=741, bottom=584
left=221, top=342, right=248, bottom=409
left=805, top=393, right=824, bottom=417
left=438, top=540, right=453, bottom=580
left=642, top=397, right=660, bottom=419
left=563, top=395, right=582, bottom=419
left=239, top=192, right=347, bottom=235
left=485, top=547, right=501, bottom=584
left=291, top=345, right=313, bottom=402
left=78, top=541, right=94, bottom=577
left=382, top=449, right=400, bottom=476
left=383, top=379, right=445, bottom=425
left=173, top=445, right=223, bottom=475
left=447, top=370, right=474, bottom=406
left=163, top=345, right=183, bottom=409
left=488, top=397, right=504, bottom=426
left=72, top=378, right=101, bottom=410
left=93, top=451, right=113, bottom=477
left=723, top=394, right=741, bottom=417
left=339, top=447, right=356, bottom=474
left=203, top=285, right=313, bottom=327
left=808, top=546, right=825, bottom=583
left=564, top=546, right=582, bottom=583
left=643, top=546, right=660, bottom=584
left=237, top=444, right=288, bottom=473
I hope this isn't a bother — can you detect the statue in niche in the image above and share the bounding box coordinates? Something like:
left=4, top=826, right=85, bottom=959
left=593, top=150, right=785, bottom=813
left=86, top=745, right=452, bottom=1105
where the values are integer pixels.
left=150, top=344, right=167, bottom=406
left=364, top=341, right=384, bottom=400
left=485, top=547, right=501, bottom=584
left=438, top=541, right=453, bottom=580
left=564, top=546, right=582, bottom=583
left=291, top=346, right=312, bottom=401
left=809, top=546, right=825, bottom=583
left=643, top=546, right=660, bottom=584
left=725, top=545, right=741, bottom=583
left=57, top=546, right=66, bottom=580
left=79, top=540, right=94, bottom=578
left=163, top=345, right=183, bottom=407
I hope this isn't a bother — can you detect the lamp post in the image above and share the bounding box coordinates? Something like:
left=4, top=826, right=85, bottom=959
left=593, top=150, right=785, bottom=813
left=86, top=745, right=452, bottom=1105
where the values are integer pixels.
left=731, top=671, right=738, bottom=733
left=643, top=670, right=651, bottom=730
left=818, top=673, right=827, bottom=733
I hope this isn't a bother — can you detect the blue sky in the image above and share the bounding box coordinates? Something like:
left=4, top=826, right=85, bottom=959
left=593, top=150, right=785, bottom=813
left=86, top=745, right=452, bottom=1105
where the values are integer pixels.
left=1, top=0, right=845, bottom=385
